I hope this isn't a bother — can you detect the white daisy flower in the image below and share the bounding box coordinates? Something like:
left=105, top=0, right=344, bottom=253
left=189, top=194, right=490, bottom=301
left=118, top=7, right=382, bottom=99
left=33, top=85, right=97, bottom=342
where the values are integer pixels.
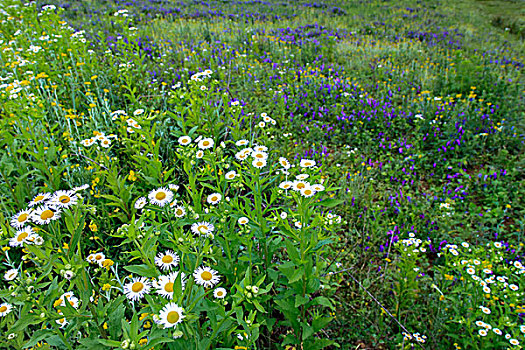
left=196, top=150, right=204, bottom=159
left=479, top=306, right=491, bottom=315
left=31, top=206, right=61, bottom=225
left=168, top=184, right=179, bottom=191
left=207, top=193, right=222, bottom=205
left=252, top=159, right=266, bottom=169
left=292, top=180, right=310, bottom=191
left=311, top=184, right=325, bottom=192
left=56, top=316, right=68, bottom=328
left=225, top=171, right=237, bottom=180
left=193, top=266, right=221, bottom=288
left=9, top=227, right=34, bottom=247
left=73, top=184, right=90, bottom=192
left=178, top=136, right=192, bottom=146
left=213, top=287, right=227, bottom=299
left=50, top=190, right=78, bottom=208
left=0, top=303, right=13, bottom=317
left=92, top=252, right=106, bottom=266
left=10, top=209, right=33, bottom=228
left=4, top=269, right=18, bottom=281
left=154, top=271, right=186, bottom=299
left=99, top=137, right=111, bottom=148
left=123, top=277, right=151, bottom=301
left=253, top=145, right=267, bottom=152
left=238, top=217, right=249, bottom=225
left=493, top=328, right=503, bottom=335
left=148, top=187, right=173, bottom=207
left=134, top=197, right=147, bottom=210
left=300, top=187, right=316, bottom=198
left=158, top=302, right=185, bottom=328
left=235, top=139, right=249, bottom=146
left=279, top=181, right=293, bottom=190
left=251, top=151, right=268, bottom=160
left=241, top=147, right=253, bottom=156
left=235, top=152, right=248, bottom=161
left=198, top=138, right=214, bottom=149
left=299, top=159, right=316, bottom=168
left=296, top=174, right=309, bottom=180
left=155, top=251, right=180, bottom=271
left=278, top=157, right=290, bottom=169
left=173, top=206, right=186, bottom=218
left=191, top=222, right=214, bottom=237
left=81, top=138, right=96, bottom=147
left=510, top=339, right=520, bottom=346
left=28, top=192, right=51, bottom=207
left=154, top=275, right=175, bottom=299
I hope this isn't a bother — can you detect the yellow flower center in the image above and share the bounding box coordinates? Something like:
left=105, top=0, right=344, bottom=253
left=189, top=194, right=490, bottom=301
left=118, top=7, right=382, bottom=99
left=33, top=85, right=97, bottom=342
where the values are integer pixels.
left=162, top=255, right=173, bottom=264
left=176, top=209, right=183, bottom=216
left=197, top=225, right=208, bottom=234
left=304, top=190, right=312, bottom=195
left=59, top=195, right=71, bottom=203
left=217, top=291, right=223, bottom=296
left=256, top=154, right=264, bottom=159
left=17, top=213, right=28, bottom=222
left=40, top=209, right=54, bottom=220
left=34, top=195, right=45, bottom=202
left=17, top=232, right=29, bottom=242
left=0, top=306, right=7, bottom=312
left=167, top=311, right=179, bottom=324
left=202, top=141, right=210, bottom=147
left=155, top=192, right=166, bottom=200
left=164, top=282, right=174, bottom=293
left=211, top=196, right=218, bottom=202
left=201, top=271, right=213, bottom=281
left=132, top=282, right=144, bottom=293
left=95, top=255, right=103, bottom=260
left=256, top=161, right=263, bottom=166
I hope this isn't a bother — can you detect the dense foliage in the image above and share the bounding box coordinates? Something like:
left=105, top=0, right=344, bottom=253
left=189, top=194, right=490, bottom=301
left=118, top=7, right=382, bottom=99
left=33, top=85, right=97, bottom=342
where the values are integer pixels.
left=0, top=0, right=523, bottom=349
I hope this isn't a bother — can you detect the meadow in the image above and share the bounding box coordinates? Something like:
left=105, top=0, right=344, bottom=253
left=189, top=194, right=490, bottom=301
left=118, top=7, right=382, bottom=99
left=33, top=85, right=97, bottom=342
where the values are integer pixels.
left=0, top=0, right=524, bottom=349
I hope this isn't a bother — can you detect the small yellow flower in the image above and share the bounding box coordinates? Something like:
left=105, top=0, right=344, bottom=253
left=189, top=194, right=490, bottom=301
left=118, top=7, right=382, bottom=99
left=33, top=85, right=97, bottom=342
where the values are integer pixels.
left=102, top=284, right=111, bottom=291
left=128, top=170, right=138, bottom=181
left=89, top=222, right=98, bottom=232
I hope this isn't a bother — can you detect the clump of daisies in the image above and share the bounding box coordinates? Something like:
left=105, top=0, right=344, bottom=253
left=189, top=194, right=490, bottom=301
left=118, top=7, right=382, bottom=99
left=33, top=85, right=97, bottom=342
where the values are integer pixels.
left=438, top=241, right=525, bottom=345
left=7, top=185, right=89, bottom=248
left=80, top=132, right=116, bottom=148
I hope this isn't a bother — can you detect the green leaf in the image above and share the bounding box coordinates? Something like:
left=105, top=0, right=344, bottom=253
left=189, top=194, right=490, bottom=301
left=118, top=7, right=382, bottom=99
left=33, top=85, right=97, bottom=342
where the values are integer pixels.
left=302, top=324, right=314, bottom=340
left=284, top=240, right=301, bottom=263
left=314, top=198, right=344, bottom=208
left=96, top=339, right=122, bottom=347
left=288, top=267, right=305, bottom=283
left=252, top=300, right=266, bottom=313
left=312, top=317, right=333, bottom=332
left=9, top=314, right=41, bottom=333
left=123, top=264, right=157, bottom=278
left=295, top=295, right=309, bottom=307
left=24, top=330, right=53, bottom=348
left=312, top=296, right=334, bottom=309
